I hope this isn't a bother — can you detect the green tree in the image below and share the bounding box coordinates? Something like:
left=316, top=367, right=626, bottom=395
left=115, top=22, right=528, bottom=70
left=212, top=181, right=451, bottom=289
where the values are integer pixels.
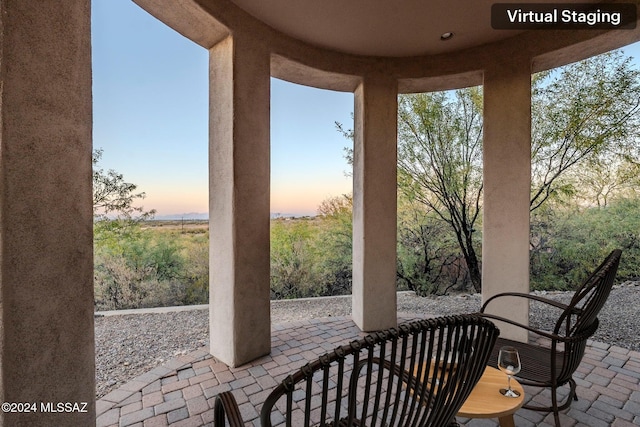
left=568, top=157, right=640, bottom=207
left=93, top=149, right=183, bottom=310
left=530, top=50, right=640, bottom=211
left=396, top=50, right=640, bottom=293
left=396, top=197, right=471, bottom=295
left=93, top=148, right=155, bottom=221
left=397, top=88, right=484, bottom=292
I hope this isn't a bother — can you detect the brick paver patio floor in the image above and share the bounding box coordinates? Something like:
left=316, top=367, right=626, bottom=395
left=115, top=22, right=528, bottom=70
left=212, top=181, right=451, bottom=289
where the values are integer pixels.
left=96, top=315, right=640, bottom=427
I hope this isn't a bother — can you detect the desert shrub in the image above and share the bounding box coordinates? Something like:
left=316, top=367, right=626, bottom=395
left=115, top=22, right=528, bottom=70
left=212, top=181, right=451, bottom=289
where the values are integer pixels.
left=93, top=194, right=640, bottom=309
left=314, top=195, right=353, bottom=296
left=530, top=197, right=640, bottom=290
left=270, top=219, right=324, bottom=298
left=94, top=252, right=153, bottom=309
left=181, top=234, right=209, bottom=305
left=94, top=221, right=191, bottom=310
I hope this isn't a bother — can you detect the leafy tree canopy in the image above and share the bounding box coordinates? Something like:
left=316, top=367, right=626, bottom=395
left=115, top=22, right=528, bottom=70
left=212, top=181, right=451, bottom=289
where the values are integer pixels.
left=531, top=50, right=640, bottom=210
left=93, top=148, right=156, bottom=222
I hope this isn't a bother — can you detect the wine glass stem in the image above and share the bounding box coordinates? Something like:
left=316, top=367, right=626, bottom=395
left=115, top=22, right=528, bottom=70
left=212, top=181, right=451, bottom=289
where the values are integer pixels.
left=507, top=375, right=512, bottom=392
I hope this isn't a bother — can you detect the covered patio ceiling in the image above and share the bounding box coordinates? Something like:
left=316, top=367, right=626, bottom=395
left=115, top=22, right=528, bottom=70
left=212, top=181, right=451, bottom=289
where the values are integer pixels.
left=228, top=0, right=537, bottom=57
left=135, top=0, right=639, bottom=92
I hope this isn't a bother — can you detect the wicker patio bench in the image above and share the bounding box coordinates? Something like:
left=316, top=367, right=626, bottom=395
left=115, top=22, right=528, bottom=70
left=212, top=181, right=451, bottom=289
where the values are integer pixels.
left=214, top=315, right=499, bottom=427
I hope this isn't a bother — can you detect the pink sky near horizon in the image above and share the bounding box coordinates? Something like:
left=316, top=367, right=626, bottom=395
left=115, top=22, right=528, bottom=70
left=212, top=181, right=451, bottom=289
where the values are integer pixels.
left=143, top=176, right=352, bottom=217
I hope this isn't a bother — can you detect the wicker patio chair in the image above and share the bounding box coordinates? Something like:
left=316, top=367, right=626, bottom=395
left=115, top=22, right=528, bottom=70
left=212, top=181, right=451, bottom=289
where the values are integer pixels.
left=479, top=249, right=622, bottom=427
left=214, top=315, right=499, bottom=427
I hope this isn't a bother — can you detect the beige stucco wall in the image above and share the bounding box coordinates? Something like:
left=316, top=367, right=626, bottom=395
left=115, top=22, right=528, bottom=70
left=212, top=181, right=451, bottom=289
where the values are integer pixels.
left=0, top=0, right=96, bottom=425
left=482, top=62, right=532, bottom=341
left=209, top=35, right=272, bottom=366
left=352, top=76, right=398, bottom=331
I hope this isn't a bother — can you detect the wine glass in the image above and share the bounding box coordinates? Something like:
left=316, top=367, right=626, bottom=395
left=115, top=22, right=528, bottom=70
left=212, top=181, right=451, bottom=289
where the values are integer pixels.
left=497, top=346, right=521, bottom=397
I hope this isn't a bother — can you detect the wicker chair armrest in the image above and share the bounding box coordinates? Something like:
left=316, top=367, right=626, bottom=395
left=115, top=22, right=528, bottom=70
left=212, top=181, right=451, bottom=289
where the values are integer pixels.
left=481, top=292, right=580, bottom=314
left=214, top=391, right=245, bottom=427
left=477, top=312, right=567, bottom=342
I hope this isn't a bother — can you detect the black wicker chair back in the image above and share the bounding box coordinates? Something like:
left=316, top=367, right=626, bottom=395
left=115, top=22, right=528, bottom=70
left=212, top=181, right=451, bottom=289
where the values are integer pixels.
left=562, top=249, right=621, bottom=336
left=215, top=315, right=499, bottom=427
left=480, top=249, right=622, bottom=427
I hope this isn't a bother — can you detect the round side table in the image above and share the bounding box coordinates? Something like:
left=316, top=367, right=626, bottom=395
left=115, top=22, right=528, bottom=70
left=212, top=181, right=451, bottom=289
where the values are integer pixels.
left=457, top=366, right=525, bottom=427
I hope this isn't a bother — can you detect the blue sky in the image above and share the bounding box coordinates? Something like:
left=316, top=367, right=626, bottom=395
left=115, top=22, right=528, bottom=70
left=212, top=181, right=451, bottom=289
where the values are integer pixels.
left=92, top=0, right=640, bottom=217
left=92, top=0, right=353, bottom=217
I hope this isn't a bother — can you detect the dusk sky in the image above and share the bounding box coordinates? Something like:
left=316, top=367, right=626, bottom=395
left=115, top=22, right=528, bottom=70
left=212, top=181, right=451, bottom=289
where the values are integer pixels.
left=92, top=0, right=353, bottom=217
left=92, top=0, right=640, bottom=217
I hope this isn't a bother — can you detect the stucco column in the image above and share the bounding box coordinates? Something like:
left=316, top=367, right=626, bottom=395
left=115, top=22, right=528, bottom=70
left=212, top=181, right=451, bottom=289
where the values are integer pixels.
left=352, top=76, right=398, bottom=332
left=209, top=35, right=271, bottom=366
left=0, top=1, right=95, bottom=426
left=482, top=62, right=531, bottom=342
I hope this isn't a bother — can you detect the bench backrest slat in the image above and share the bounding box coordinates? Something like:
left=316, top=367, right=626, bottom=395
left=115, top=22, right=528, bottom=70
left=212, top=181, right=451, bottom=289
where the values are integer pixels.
left=260, top=315, right=499, bottom=427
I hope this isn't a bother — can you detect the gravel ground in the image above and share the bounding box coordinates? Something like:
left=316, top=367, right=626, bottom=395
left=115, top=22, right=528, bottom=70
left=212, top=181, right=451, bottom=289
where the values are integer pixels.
left=95, top=282, right=640, bottom=398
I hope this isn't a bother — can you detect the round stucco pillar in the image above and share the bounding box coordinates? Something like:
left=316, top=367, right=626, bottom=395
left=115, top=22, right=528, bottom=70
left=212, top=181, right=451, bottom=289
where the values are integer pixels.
left=482, top=62, right=531, bottom=342
left=209, top=34, right=271, bottom=367
left=352, top=76, right=398, bottom=332
left=0, top=0, right=96, bottom=425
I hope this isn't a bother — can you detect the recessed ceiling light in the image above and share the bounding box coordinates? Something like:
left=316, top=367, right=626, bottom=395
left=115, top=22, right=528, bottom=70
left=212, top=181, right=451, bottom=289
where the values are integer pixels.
left=440, top=32, right=454, bottom=41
